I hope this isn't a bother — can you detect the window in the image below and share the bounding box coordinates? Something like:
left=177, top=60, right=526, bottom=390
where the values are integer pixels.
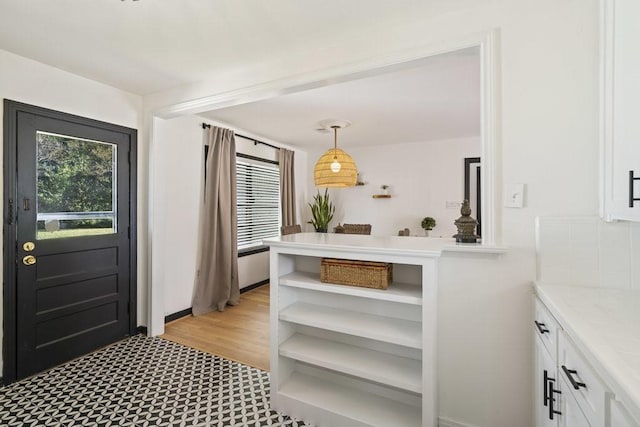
left=236, top=157, right=280, bottom=251
left=36, top=131, right=117, bottom=240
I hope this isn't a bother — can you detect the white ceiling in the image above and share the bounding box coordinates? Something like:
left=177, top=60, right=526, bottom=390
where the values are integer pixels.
left=201, top=48, right=480, bottom=149
left=0, top=0, right=479, bottom=96
left=0, top=0, right=480, bottom=147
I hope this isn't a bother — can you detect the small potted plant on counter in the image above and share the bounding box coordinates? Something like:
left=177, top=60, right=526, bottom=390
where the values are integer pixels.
left=308, top=189, right=335, bottom=233
left=421, top=216, right=436, bottom=237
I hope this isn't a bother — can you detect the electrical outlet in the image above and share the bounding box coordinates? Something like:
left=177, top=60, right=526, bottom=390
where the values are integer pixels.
left=446, top=201, right=461, bottom=209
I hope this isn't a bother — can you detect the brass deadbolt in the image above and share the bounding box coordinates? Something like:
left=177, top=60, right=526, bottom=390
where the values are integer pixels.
left=22, top=255, right=36, bottom=266
left=22, top=241, right=35, bottom=252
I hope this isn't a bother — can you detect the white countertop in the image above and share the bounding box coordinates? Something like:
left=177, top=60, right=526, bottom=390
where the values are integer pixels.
left=264, top=233, right=505, bottom=257
left=535, top=284, right=640, bottom=421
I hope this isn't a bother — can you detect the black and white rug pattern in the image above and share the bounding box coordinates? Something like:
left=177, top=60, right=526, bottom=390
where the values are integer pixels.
left=0, top=335, right=311, bottom=426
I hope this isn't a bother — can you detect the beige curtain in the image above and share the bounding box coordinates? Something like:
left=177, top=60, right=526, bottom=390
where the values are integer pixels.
left=279, top=148, right=296, bottom=226
left=192, top=126, right=239, bottom=315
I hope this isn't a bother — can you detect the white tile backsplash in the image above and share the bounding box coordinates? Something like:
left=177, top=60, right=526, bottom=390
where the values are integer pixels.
left=536, top=216, right=640, bottom=289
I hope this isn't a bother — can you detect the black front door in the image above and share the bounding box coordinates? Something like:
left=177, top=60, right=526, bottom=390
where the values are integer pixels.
left=3, top=100, right=137, bottom=383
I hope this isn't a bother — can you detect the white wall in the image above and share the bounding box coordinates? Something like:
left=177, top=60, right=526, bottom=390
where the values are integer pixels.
left=153, top=115, right=309, bottom=316
left=152, top=115, right=202, bottom=317
left=144, top=1, right=602, bottom=425
left=310, top=137, right=480, bottom=238
left=0, top=49, right=144, bottom=374
left=437, top=250, right=532, bottom=427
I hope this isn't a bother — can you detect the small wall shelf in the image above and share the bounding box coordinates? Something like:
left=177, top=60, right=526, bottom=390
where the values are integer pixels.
left=372, top=194, right=391, bottom=199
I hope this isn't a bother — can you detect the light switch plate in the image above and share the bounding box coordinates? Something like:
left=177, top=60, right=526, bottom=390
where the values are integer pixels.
left=505, top=183, right=525, bottom=208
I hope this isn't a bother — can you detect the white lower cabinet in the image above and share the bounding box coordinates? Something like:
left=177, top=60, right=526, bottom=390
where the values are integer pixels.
left=534, top=297, right=592, bottom=427
left=558, top=332, right=606, bottom=427
left=535, top=294, right=640, bottom=427
left=534, top=297, right=562, bottom=427
left=535, top=337, right=591, bottom=427
left=558, top=377, right=591, bottom=427
left=534, top=335, right=560, bottom=427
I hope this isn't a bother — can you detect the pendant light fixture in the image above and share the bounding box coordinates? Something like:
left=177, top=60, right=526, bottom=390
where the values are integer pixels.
left=313, top=120, right=357, bottom=188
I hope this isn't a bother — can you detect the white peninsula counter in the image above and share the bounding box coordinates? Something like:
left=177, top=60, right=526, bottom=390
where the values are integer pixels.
left=264, top=233, right=455, bottom=427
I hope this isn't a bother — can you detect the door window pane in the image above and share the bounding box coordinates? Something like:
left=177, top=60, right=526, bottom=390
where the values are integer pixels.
left=36, top=131, right=117, bottom=240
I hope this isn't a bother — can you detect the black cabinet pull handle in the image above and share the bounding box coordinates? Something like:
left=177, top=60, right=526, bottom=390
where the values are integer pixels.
left=562, top=365, right=586, bottom=390
left=630, top=170, right=639, bottom=208
left=535, top=320, right=549, bottom=334
left=543, top=370, right=555, bottom=406
left=543, top=370, right=549, bottom=406
left=548, top=379, right=562, bottom=420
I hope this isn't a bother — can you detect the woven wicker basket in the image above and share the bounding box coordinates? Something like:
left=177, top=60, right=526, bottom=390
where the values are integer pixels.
left=334, top=223, right=372, bottom=235
left=320, top=258, right=392, bottom=290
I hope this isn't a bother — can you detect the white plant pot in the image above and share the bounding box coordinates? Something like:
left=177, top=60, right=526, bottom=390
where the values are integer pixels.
left=424, top=229, right=431, bottom=237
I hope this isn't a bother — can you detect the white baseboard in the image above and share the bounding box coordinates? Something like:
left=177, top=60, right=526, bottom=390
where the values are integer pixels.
left=439, top=416, right=477, bottom=427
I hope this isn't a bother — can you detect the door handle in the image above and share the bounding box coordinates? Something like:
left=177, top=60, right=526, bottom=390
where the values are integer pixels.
left=548, top=380, right=562, bottom=420
left=630, top=170, right=639, bottom=208
left=562, top=365, right=586, bottom=390
left=535, top=320, right=549, bottom=334
left=543, top=370, right=554, bottom=406
left=22, top=255, right=36, bottom=266
left=22, top=241, right=35, bottom=252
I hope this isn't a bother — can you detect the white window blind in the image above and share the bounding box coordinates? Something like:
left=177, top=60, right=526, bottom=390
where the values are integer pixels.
left=236, top=159, right=280, bottom=250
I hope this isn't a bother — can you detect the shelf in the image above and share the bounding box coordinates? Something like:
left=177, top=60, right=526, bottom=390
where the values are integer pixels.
left=280, top=271, right=422, bottom=305
left=270, top=240, right=439, bottom=424
left=372, top=194, right=391, bottom=199
left=279, top=302, right=422, bottom=349
left=279, top=371, right=421, bottom=427
left=280, top=333, right=422, bottom=393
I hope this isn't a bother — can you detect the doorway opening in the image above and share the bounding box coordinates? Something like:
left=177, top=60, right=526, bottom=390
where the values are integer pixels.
left=148, top=31, right=499, bottom=336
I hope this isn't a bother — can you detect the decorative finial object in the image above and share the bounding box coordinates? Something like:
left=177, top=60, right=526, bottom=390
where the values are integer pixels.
left=453, top=199, right=478, bottom=243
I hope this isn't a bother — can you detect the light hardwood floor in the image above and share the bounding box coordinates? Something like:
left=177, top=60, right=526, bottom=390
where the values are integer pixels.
left=161, top=284, right=270, bottom=371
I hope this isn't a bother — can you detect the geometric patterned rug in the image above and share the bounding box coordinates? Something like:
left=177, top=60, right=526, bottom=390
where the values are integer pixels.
left=0, top=335, right=312, bottom=426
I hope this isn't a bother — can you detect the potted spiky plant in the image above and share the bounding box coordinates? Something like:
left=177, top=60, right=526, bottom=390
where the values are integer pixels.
left=308, top=189, right=335, bottom=233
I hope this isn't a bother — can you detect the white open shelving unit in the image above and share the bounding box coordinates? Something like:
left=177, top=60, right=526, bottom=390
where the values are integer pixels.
left=265, top=233, right=445, bottom=427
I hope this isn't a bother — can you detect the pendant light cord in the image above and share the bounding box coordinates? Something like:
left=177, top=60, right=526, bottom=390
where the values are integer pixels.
left=333, top=126, right=338, bottom=159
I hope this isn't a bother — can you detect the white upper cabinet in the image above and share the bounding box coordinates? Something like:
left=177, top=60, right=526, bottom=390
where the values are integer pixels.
left=601, top=0, right=640, bottom=222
